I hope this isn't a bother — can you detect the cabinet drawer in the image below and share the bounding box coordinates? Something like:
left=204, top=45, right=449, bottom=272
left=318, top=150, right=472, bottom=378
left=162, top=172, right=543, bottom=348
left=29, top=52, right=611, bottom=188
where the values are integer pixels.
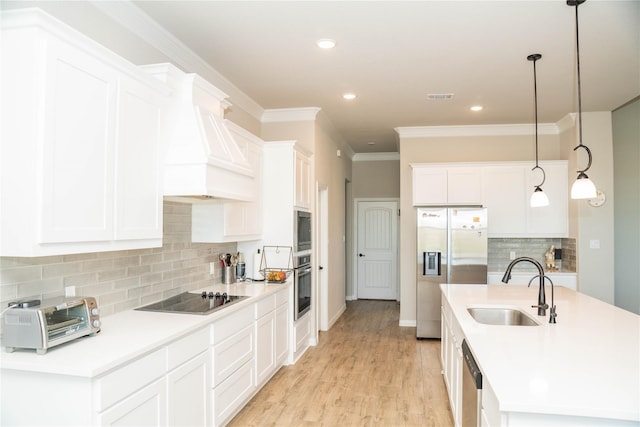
left=167, top=327, right=209, bottom=371
left=256, top=294, right=276, bottom=318
left=94, top=348, right=166, bottom=411
left=213, top=360, right=255, bottom=427
left=211, top=304, right=253, bottom=343
left=212, top=324, right=254, bottom=388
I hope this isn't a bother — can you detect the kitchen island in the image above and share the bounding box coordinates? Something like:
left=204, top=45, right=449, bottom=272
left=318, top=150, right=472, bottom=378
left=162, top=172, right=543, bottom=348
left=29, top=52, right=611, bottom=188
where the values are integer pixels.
left=440, top=283, right=640, bottom=426
left=1, top=281, right=292, bottom=426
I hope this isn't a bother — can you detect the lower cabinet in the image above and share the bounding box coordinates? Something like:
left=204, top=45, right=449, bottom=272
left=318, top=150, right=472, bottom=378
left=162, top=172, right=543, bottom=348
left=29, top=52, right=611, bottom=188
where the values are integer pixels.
left=256, top=288, right=290, bottom=387
left=98, top=378, right=167, bottom=426
left=0, top=288, right=291, bottom=427
left=167, top=352, right=210, bottom=427
left=441, top=299, right=463, bottom=427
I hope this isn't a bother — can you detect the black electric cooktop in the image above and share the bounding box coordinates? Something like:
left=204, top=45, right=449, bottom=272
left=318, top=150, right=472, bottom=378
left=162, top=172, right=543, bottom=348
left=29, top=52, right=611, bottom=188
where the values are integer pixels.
left=136, top=292, right=248, bottom=315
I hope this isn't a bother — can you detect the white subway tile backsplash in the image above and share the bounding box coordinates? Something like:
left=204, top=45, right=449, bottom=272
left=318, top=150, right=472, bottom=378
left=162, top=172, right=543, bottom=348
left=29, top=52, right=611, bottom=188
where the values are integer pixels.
left=0, top=202, right=235, bottom=320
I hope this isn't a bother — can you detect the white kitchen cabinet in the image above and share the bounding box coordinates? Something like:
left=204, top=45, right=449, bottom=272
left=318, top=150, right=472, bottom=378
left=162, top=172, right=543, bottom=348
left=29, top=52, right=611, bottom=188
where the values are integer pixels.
left=0, top=9, right=167, bottom=256
left=210, top=304, right=256, bottom=426
left=441, top=298, right=463, bottom=427
left=255, top=288, right=290, bottom=387
left=294, top=150, right=312, bottom=210
left=275, top=290, right=290, bottom=366
left=192, top=201, right=262, bottom=243
left=482, top=165, right=528, bottom=236
left=483, top=161, right=568, bottom=237
left=166, top=328, right=210, bottom=427
left=411, top=165, right=483, bottom=205
left=255, top=297, right=277, bottom=387
left=412, top=161, right=568, bottom=237
left=98, top=379, right=167, bottom=426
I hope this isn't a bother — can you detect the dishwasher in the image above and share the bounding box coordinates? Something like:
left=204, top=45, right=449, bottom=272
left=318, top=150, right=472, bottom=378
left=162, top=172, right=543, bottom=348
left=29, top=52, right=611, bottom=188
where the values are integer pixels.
left=461, top=339, right=482, bottom=427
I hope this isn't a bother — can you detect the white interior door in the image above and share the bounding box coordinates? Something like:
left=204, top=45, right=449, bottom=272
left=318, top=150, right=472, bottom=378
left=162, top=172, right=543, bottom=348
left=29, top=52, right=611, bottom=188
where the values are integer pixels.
left=356, top=200, right=398, bottom=300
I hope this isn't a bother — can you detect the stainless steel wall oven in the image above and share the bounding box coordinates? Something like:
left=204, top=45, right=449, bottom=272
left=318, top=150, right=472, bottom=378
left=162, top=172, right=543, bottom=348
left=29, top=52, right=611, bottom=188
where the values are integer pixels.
left=293, top=253, right=311, bottom=320
left=294, top=210, right=311, bottom=252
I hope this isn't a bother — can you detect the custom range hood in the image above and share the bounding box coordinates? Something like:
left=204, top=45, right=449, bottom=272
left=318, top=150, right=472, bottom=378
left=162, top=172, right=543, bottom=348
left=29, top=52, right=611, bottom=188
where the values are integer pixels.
left=142, top=63, right=255, bottom=202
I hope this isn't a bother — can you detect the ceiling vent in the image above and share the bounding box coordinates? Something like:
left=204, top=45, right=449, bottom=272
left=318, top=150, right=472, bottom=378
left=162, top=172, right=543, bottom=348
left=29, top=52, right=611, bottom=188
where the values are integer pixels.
left=427, top=93, right=454, bottom=100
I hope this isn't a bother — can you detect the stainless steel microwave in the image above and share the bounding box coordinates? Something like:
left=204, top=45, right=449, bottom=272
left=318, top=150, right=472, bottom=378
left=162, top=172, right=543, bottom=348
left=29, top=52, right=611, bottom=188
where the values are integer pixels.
left=294, top=210, right=311, bottom=252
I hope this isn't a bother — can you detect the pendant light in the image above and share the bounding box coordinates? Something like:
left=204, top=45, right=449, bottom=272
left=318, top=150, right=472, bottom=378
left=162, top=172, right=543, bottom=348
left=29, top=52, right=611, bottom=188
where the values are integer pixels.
left=568, top=0, right=597, bottom=199
left=528, top=53, right=549, bottom=208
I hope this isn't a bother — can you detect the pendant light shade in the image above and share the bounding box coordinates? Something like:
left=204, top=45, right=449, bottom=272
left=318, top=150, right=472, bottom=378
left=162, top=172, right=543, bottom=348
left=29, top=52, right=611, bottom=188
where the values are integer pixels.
left=531, top=186, right=550, bottom=207
left=527, top=53, right=549, bottom=207
left=571, top=171, right=597, bottom=199
left=568, top=0, right=597, bottom=199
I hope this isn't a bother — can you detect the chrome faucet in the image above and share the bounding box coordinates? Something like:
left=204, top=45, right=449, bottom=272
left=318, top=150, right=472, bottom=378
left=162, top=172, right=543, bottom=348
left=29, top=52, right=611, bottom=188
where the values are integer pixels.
left=501, top=257, right=548, bottom=316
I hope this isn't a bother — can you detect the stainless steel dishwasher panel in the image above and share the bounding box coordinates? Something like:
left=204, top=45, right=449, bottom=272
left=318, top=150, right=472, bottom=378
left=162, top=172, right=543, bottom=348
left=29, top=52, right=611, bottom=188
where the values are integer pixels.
left=461, top=339, right=482, bottom=427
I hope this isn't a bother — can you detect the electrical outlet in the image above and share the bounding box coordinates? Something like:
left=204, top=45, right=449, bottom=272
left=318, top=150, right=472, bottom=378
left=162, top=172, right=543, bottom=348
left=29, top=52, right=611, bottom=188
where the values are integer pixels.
left=509, top=251, right=516, bottom=260
left=65, top=286, right=76, bottom=297
left=589, top=239, right=600, bottom=249
left=209, top=262, right=215, bottom=275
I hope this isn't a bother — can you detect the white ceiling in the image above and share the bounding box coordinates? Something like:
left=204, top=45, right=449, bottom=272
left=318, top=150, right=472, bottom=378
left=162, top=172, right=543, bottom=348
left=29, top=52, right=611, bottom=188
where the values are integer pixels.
left=58, top=1, right=640, bottom=153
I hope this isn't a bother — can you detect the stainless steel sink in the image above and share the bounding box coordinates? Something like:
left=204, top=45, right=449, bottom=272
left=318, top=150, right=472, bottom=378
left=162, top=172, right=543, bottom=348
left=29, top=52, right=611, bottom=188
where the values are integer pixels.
left=467, top=307, right=539, bottom=326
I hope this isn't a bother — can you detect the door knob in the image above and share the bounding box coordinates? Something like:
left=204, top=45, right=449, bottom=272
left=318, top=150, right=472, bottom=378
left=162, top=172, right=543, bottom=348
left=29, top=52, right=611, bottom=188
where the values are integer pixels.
left=359, top=253, right=365, bottom=257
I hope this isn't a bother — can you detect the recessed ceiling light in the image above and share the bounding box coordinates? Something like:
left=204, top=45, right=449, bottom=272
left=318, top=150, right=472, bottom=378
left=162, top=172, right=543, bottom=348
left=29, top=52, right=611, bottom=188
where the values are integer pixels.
left=470, top=105, right=483, bottom=112
left=343, top=93, right=356, bottom=100
left=316, top=39, right=336, bottom=49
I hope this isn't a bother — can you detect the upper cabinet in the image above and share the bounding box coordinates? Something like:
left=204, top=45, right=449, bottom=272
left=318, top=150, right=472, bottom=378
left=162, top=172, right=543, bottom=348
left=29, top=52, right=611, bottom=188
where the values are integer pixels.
left=294, top=150, right=312, bottom=210
left=412, top=161, right=568, bottom=238
left=412, top=165, right=483, bottom=205
left=0, top=9, right=169, bottom=256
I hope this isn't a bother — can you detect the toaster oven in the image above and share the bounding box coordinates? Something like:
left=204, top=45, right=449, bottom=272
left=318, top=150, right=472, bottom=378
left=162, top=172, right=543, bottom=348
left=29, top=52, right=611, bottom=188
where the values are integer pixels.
left=2, top=296, right=101, bottom=354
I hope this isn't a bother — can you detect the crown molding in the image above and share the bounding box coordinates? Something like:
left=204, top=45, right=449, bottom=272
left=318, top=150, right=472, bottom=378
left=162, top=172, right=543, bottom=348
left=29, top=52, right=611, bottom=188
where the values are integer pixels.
left=395, top=123, right=559, bottom=138
left=556, top=113, right=576, bottom=133
left=262, top=107, right=322, bottom=123
left=353, top=152, right=400, bottom=162
left=88, top=0, right=264, bottom=121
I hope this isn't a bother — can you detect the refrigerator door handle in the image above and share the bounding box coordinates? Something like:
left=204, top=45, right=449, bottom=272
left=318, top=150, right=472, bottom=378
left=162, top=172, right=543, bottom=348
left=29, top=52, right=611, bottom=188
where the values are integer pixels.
left=423, top=251, right=442, bottom=276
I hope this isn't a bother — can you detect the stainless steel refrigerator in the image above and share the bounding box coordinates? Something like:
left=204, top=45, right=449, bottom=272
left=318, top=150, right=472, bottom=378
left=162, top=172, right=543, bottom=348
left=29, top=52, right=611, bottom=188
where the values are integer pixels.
left=417, top=207, right=488, bottom=339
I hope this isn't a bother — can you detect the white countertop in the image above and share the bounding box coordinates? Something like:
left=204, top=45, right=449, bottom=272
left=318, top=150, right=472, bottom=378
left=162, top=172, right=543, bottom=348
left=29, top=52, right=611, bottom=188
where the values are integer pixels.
left=0, top=281, right=290, bottom=378
left=441, top=284, right=640, bottom=422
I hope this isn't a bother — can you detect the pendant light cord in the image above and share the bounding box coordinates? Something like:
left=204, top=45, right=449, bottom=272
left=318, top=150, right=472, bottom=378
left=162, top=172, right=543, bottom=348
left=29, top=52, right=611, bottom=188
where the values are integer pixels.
left=570, top=0, right=592, bottom=174
left=575, top=3, right=583, bottom=149
left=533, top=57, right=540, bottom=167
left=528, top=53, right=545, bottom=187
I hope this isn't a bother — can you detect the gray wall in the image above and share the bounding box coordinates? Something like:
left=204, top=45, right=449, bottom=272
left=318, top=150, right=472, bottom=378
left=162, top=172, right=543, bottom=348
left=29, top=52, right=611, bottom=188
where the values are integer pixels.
left=352, top=160, right=400, bottom=198
left=613, top=97, right=640, bottom=314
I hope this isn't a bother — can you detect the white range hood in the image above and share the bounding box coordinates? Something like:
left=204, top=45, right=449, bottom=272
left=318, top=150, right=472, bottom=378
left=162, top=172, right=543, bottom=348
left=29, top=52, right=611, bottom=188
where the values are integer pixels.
left=141, top=63, right=255, bottom=202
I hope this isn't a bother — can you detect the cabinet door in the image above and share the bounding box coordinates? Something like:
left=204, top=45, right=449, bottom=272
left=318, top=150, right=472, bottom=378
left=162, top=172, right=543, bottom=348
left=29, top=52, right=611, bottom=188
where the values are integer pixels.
left=412, top=167, right=447, bottom=205
left=255, top=312, right=276, bottom=386
left=526, top=161, right=568, bottom=236
left=167, top=352, right=209, bottom=427
left=447, top=168, right=483, bottom=205
left=40, top=37, right=118, bottom=243
left=114, top=77, right=164, bottom=241
left=98, top=379, right=166, bottom=426
left=224, top=202, right=262, bottom=237
left=294, top=151, right=311, bottom=209
left=483, top=166, right=527, bottom=236
left=275, top=302, right=289, bottom=366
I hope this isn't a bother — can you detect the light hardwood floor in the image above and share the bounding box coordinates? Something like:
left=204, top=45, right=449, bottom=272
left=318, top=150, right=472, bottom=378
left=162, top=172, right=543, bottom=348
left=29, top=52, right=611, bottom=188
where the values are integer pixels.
left=229, top=300, right=454, bottom=426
